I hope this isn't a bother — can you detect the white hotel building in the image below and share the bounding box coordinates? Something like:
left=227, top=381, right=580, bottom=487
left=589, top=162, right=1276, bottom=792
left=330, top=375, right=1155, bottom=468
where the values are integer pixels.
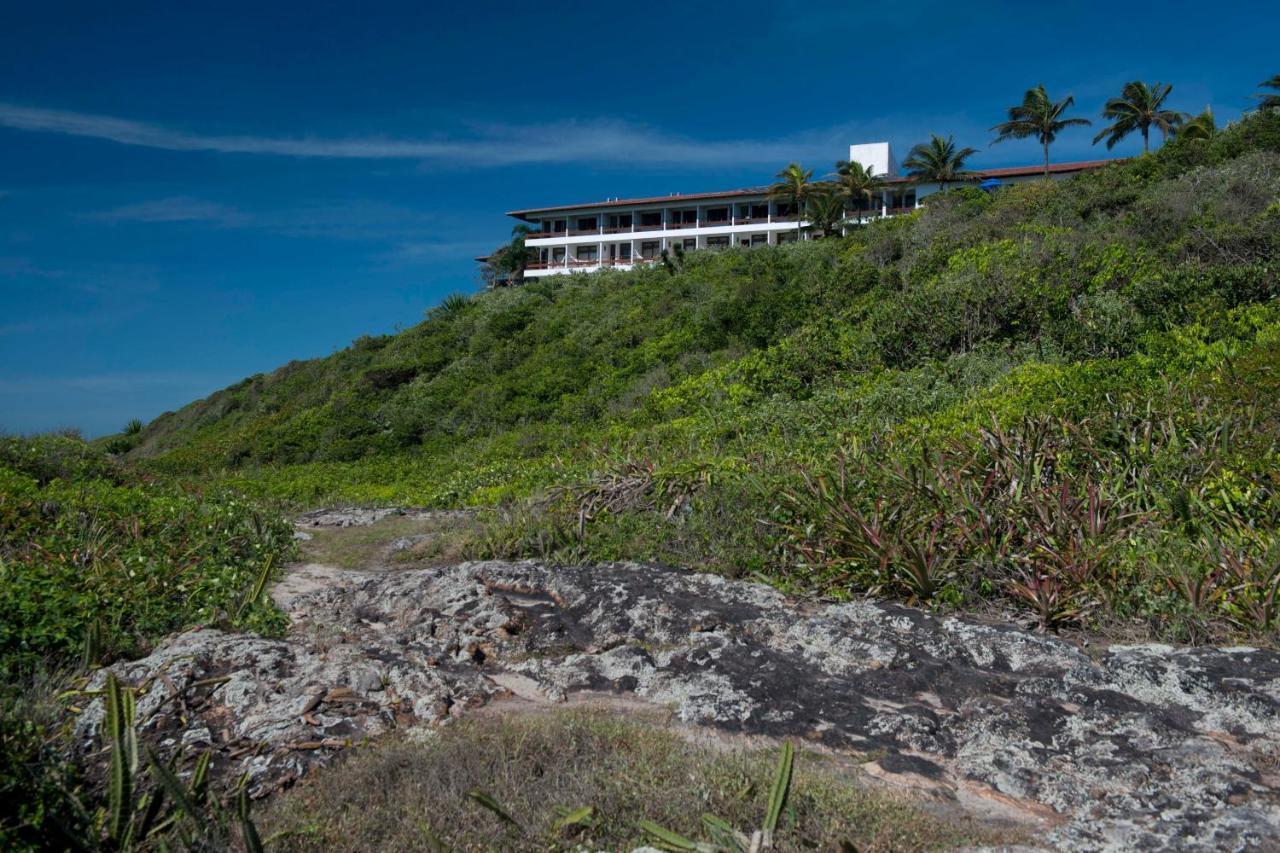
left=501, top=142, right=1118, bottom=279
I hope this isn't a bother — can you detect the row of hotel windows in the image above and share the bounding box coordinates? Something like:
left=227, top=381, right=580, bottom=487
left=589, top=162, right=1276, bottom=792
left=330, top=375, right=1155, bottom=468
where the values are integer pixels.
left=534, top=193, right=916, bottom=234
left=541, top=232, right=797, bottom=263
left=537, top=203, right=795, bottom=234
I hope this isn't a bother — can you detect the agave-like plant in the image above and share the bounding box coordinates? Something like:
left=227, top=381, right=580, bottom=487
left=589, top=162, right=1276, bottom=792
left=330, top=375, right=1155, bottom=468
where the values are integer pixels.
left=93, top=672, right=266, bottom=850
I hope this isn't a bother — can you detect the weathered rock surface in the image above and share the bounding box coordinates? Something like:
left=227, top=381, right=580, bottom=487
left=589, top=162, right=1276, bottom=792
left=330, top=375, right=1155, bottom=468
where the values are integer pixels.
left=79, top=560, right=1280, bottom=850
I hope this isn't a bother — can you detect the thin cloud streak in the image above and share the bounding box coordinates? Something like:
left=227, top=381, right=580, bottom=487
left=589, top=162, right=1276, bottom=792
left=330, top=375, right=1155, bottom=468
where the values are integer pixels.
left=83, top=196, right=248, bottom=225
left=0, top=101, right=855, bottom=167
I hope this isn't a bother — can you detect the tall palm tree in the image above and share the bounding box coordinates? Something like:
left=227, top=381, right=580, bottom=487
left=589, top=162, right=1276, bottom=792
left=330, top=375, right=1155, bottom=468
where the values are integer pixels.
left=1092, top=81, right=1185, bottom=152
left=804, top=191, right=847, bottom=238
left=991, top=84, right=1091, bottom=177
left=1258, top=74, right=1280, bottom=110
left=833, top=159, right=885, bottom=219
left=901, top=134, right=978, bottom=191
left=768, top=162, right=817, bottom=240
left=1176, top=106, right=1217, bottom=143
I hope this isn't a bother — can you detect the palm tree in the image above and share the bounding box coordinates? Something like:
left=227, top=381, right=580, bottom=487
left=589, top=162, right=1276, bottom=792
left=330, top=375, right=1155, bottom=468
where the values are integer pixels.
left=485, top=224, right=536, bottom=286
left=768, top=162, right=818, bottom=240
left=901, top=134, right=979, bottom=191
left=804, top=191, right=847, bottom=238
left=1258, top=74, right=1280, bottom=110
left=1093, top=81, right=1185, bottom=152
left=833, top=159, right=885, bottom=220
left=1177, top=106, right=1217, bottom=143
left=991, top=84, right=1091, bottom=177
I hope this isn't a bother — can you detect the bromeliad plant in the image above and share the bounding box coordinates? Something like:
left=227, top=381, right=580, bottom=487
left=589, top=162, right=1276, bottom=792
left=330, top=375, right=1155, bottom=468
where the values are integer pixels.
left=779, top=417, right=1150, bottom=627
left=59, top=673, right=267, bottom=851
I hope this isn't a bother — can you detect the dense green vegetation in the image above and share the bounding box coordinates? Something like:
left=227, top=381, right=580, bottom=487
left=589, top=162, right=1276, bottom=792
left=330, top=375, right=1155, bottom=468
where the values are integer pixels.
left=114, top=110, right=1280, bottom=645
left=0, top=435, right=294, bottom=849
left=0, top=435, right=294, bottom=678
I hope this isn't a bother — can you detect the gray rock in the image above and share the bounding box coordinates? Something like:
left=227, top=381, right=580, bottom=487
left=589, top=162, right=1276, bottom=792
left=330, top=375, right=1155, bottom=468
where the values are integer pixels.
left=77, top=561, right=1280, bottom=850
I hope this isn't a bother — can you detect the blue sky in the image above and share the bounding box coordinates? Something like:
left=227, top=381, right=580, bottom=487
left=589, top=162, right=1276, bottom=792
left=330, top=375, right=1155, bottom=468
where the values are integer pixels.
left=1, top=1, right=1275, bottom=436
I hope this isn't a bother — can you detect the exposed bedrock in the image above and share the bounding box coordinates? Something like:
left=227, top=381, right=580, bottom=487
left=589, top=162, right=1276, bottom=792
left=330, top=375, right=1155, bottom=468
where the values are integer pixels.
left=79, top=560, right=1280, bottom=850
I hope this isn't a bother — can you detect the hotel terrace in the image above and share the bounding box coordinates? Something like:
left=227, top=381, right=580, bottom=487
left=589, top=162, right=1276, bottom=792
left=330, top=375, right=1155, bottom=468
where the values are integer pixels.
left=499, top=142, right=1117, bottom=279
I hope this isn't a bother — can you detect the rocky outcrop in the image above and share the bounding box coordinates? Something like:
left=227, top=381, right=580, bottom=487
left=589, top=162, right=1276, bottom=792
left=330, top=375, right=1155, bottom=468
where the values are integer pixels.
left=79, top=560, right=1280, bottom=850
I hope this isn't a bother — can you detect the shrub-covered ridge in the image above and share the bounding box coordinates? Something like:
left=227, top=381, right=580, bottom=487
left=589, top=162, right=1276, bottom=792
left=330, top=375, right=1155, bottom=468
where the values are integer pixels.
left=117, top=109, right=1280, bottom=645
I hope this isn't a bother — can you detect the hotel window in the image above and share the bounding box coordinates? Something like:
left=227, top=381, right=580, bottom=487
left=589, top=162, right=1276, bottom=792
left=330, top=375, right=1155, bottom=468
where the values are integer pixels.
left=616, top=244, right=632, bottom=260
left=775, top=202, right=795, bottom=219
left=553, top=219, right=566, bottom=232
left=750, top=203, right=769, bottom=219
left=682, top=238, right=696, bottom=250
left=608, top=213, right=633, bottom=230
left=577, top=245, right=598, bottom=261
left=552, top=247, right=566, bottom=262
left=706, top=236, right=730, bottom=249
left=671, top=209, right=697, bottom=226
left=750, top=234, right=768, bottom=245
left=640, top=241, right=659, bottom=259
left=576, top=216, right=598, bottom=231
left=705, top=206, right=729, bottom=223
left=639, top=211, right=662, bottom=228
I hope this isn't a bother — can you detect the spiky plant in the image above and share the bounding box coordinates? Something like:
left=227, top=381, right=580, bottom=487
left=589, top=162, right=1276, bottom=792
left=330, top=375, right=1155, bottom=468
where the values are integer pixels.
left=1093, top=81, right=1185, bottom=152
left=901, top=134, right=978, bottom=191
left=991, top=84, right=1091, bottom=176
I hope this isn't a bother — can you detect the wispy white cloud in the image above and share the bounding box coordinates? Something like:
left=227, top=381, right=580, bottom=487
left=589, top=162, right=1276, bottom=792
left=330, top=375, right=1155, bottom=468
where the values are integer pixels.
left=0, top=101, right=863, bottom=168
left=81, top=196, right=461, bottom=244
left=84, top=196, right=248, bottom=225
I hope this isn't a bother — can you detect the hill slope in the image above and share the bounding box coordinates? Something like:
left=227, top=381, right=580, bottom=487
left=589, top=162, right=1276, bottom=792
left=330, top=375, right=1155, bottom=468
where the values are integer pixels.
left=126, top=111, right=1280, bottom=644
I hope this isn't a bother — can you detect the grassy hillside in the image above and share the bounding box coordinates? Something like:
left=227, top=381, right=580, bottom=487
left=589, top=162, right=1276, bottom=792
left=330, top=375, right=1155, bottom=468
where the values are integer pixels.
left=122, top=111, right=1280, bottom=644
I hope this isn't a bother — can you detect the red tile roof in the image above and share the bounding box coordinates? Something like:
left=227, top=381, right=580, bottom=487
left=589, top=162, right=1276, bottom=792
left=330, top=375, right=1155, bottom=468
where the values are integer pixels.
left=506, top=158, right=1125, bottom=219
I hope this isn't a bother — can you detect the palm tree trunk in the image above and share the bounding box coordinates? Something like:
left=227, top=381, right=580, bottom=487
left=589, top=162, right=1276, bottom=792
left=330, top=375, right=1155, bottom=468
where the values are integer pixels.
left=1142, top=126, right=1149, bottom=153
left=1043, top=141, right=1050, bottom=178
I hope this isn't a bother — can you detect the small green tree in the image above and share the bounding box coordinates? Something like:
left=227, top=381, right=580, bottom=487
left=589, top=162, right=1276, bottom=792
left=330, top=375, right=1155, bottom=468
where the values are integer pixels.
left=1257, top=74, right=1280, bottom=111
left=991, top=84, right=1091, bottom=176
left=1093, top=81, right=1185, bottom=152
left=902, top=134, right=978, bottom=191
left=804, top=191, right=847, bottom=238
left=1177, top=106, right=1217, bottom=143
left=484, top=224, right=537, bottom=287
left=768, top=163, right=818, bottom=240
left=832, top=159, right=884, bottom=219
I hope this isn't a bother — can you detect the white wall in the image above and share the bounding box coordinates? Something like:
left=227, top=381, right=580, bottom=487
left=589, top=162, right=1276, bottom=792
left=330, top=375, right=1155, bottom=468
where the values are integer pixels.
left=847, top=142, right=897, bottom=177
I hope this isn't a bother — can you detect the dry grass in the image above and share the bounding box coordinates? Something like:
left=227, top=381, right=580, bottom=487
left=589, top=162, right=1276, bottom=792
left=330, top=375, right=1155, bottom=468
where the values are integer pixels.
left=259, top=709, right=1020, bottom=851
left=297, top=512, right=478, bottom=569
